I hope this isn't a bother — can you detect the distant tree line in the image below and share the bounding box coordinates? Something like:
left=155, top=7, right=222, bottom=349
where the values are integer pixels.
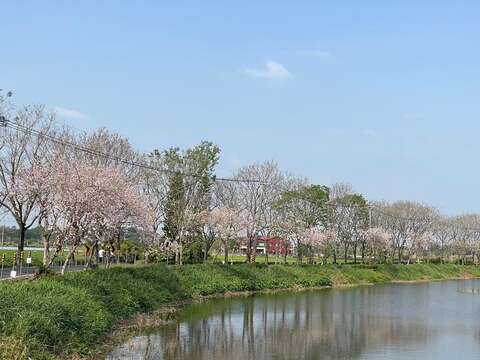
left=0, top=226, right=41, bottom=245
left=1, top=91, right=479, bottom=273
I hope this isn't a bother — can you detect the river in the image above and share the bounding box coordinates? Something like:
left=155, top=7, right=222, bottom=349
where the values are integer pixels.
left=106, top=279, right=480, bottom=359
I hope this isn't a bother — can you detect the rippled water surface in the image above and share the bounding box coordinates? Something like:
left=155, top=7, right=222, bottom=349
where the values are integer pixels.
left=107, top=279, right=480, bottom=359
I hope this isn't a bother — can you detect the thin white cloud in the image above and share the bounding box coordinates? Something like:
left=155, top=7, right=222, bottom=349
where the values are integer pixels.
left=243, top=61, right=292, bottom=79
left=54, top=106, right=87, bottom=120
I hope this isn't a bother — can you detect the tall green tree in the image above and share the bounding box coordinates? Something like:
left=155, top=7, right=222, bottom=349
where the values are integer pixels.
left=330, top=193, right=369, bottom=264
left=161, top=141, right=220, bottom=264
left=275, top=184, right=330, bottom=263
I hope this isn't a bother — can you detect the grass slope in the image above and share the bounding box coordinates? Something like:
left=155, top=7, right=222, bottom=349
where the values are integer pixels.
left=1, top=263, right=479, bottom=359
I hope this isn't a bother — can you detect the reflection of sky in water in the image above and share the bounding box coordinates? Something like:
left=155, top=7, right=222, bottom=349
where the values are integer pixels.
left=107, top=280, right=480, bottom=360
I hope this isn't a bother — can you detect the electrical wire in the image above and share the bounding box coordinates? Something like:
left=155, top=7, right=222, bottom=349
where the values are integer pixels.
left=2, top=119, right=266, bottom=184
left=3, top=117, right=480, bottom=232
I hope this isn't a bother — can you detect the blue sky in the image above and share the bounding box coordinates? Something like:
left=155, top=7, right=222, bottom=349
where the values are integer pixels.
left=2, top=1, right=480, bottom=215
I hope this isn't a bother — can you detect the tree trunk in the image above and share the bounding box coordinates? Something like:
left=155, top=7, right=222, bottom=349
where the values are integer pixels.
left=42, top=246, right=63, bottom=274
left=344, top=244, right=348, bottom=264
left=297, top=241, right=302, bottom=264
left=179, top=243, right=183, bottom=265
left=42, top=232, right=50, bottom=266
left=353, top=244, right=357, bottom=264
left=16, top=224, right=26, bottom=270
left=61, top=246, right=77, bottom=275
left=275, top=242, right=279, bottom=265
left=224, top=240, right=229, bottom=265
left=245, top=237, right=252, bottom=263
left=116, top=234, right=121, bottom=264
left=85, top=252, right=94, bottom=268
left=203, top=242, right=208, bottom=264
left=440, top=244, right=444, bottom=264
left=251, top=238, right=258, bottom=264
left=361, top=243, right=365, bottom=264
left=85, top=241, right=99, bottom=269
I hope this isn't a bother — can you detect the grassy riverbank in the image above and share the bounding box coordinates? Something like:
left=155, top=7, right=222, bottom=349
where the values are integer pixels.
left=1, top=263, right=480, bottom=360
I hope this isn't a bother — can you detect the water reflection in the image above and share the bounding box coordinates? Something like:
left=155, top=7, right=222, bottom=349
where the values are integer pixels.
left=107, top=280, right=480, bottom=360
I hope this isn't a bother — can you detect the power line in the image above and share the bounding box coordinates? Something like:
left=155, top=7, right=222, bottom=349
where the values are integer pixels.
left=4, top=117, right=480, bottom=232
left=2, top=119, right=266, bottom=184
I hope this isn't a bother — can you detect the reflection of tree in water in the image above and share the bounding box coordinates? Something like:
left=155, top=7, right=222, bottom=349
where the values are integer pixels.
left=107, top=288, right=434, bottom=360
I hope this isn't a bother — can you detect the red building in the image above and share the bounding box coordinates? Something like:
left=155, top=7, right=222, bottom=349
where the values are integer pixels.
left=238, top=236, right=292, bottom=256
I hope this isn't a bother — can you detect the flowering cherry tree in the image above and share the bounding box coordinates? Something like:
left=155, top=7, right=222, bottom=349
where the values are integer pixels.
left=0, top=104, right=56, bottom=268
left=221, top=161, right=286, bottom=264
left=303, top=228, right=324, bottom=263
left=317, top=229, right=339, bottom=264
left=405, top=232, right=435, bottom=264
left=30, top=157, right=153, bottom=273
left=365, top=228, right=391, bottom=264
left=200, top=207, right=240, bottom=264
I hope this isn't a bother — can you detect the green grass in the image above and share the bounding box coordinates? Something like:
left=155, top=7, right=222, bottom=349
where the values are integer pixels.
left=0, top=250, right=90, bottom=269
left=0, top=250, right=45, bottom=268
left=1, top=263, right=480, bottom=359
left=210, top=254, right=299, bottom=264
left=173, top=264, right=332, bottom=296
